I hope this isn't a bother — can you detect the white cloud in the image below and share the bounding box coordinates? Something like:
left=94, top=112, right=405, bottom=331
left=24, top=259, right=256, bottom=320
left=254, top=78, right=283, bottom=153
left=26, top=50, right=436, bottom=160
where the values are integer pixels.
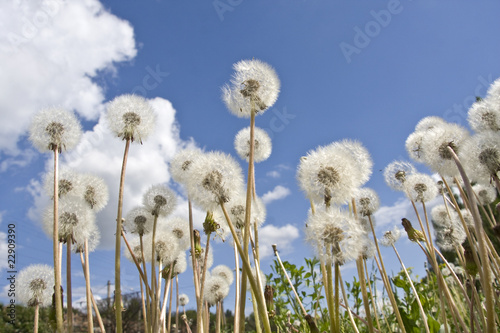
left=258, top=224, right=300, bottom=258
left=261, top=185, right=291, bottom=205
left=266, top=170, right=280, bottom=178
left=373, top=195, right=441, bottom=236
left=0, top=0, right=136, bottom=156
left=0, top=211, right=8, bottom=270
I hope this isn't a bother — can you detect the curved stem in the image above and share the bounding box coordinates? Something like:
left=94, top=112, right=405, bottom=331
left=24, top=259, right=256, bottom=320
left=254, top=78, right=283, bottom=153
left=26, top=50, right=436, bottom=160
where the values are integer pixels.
left=115, top=138, right=130, bottom=333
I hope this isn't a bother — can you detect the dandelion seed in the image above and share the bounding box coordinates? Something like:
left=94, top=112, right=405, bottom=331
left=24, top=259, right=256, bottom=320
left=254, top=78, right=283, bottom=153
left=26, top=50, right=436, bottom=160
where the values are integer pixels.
left=472, top=183, right=497, bottom=205
left=234, top=126, right=272, bottom=162
left=106, top=94, right=156, bottom=143
left=29, top=107, right=82, bottom=153
left=222, top=59, right=280, bottom=117
left=18, top=264, right=54, bottom=307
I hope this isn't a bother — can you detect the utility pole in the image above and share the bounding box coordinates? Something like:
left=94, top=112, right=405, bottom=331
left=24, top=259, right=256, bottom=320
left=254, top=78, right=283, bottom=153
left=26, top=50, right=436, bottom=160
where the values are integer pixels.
left=107, top=280, right=111, bottom=309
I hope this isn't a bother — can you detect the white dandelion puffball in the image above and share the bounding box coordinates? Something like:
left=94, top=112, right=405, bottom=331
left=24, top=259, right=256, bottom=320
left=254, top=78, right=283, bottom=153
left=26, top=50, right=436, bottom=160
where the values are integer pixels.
left=234, top=126, right=272, bottom=163
left=222, top=59, right=280, bottom=117
left=297, top=143, right=358, bottom=205
left=81, top=173, right=109, bottom=212
left=179, top=294, right=189, bottom=307
left=354, top=187, right=380, bottom=217
left=186, top=151, right=245, bottom=212
left=29, top=107, right=82, bottom=153
left=18, top=264, right=54, bottom=307
left=404, top=173, right=438, bottom=203
left=384, top=160, right=417, bottom=192
left=379, top=226, right=402, bottom=247
left=43, top=168, right=84, bottom=199
left=106, top=94, right=156, bottom=143
left=170, top=148, right=204, bottom=185
left=204, top=276, right=230, bottom=305
left=124, top=206, right=154, bottom=236
left=165, top=216, right=191, bottom=251
left=468, top=99, right=500, bottom=132
left=211, top=265, right=234, bottom=285
left=460, top=131, right=500, bottom=184
left=143, top=184, right=177, bottom=217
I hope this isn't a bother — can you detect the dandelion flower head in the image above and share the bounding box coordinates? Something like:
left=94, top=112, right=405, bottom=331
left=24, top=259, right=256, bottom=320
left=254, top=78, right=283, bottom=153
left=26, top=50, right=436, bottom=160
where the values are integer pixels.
left=234, top=126, right=272, bottom=163
left=106, top=94, right=156, bottom=143
left=143, top=184, right=177, bottom=217
left=222, top=59, right=280, bottom=118
left=124, top=206, right=154, bottom=236
left=384, top=160, right=417, bottom=191
left=18, top=264, right=54, bottom=307
left=29, top=107, right=82, bottom=153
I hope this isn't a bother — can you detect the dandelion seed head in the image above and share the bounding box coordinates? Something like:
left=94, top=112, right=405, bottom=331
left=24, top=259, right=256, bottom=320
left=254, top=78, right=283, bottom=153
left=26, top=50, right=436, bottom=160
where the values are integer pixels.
left=234, top=126, right=272, bottom=163
left=468, top=99, right=500, bottom=132
left=106, top=94, right=156, bottom=142
left=204, top=276, right=230, bottom=305
left=379, top=227, right=402, bottom=247
left=222, top=59, right=280, bottom=118
left=384, top=160, right=417, bottom=191
left=166, top=216, right=191, bottom=250
left=154, top=231, right=180, bottom=266
left=211, top=265, right=234, bottom=285
left=29, top=107, right=82, bottom=153
left=187, top=151, right=244, bottom=211
left=43, top=168, right=83, bottom=199
left=414, top=116, right=447, bottom=132
left=143, top=184, right=177, bottom=217
left=460, top=131, right=500, bottom=184
left=354, top=188, right=380, bottom=216
left=472, top=183, right=497, bottom=205
left=18, top=264, right=54, bottom=307
left=73, top=221, right=101, bottom=253
left=124, top=206, right=154, bottom=236
left=170, top=148, right=204, bottom=185
left=80, top=174, right=109, bottom=212
left=179, top=293, right=189, bottom=307
left=404, top=173, right=438, bottom=203
left=431, top=204, right=453, bottom=228
left=172, top=252, right=188, bottom=276
left=297, top=144, right=358, bottom=205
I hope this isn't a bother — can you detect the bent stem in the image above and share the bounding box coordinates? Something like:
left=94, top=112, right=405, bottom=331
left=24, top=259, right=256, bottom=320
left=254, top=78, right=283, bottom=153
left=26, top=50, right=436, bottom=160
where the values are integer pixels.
left=448, top=147, right=496, bottom=333
left=220, top=200, right=272, bottom=333
left=115, top=138, right=130, bottom=333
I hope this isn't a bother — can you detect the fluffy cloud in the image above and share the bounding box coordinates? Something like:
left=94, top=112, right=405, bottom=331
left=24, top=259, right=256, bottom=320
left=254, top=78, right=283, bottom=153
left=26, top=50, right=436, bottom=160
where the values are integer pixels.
left=261, top=185, right=291, bottom=205
left=0, top=0, right=136, bottom=156
left=258, top=224, right=300, bottom=258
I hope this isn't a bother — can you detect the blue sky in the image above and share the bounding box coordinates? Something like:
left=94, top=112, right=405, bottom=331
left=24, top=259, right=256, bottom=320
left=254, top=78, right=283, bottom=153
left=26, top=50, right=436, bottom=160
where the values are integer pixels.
left=1, top=0, right=500, bottom=314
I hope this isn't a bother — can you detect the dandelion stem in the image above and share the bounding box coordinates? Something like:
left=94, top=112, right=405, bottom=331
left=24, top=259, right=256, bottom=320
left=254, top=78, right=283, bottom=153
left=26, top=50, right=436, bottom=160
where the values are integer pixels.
left=233, top=241, right=240, bottom=333
left=34, top=303, right=39, bottom=333
left=447, top=146, right=496, bottom=333
left=66, top=237, right=73, bottom=333
left=356, top=258, right=374, bottom=333
left=220, top=200, right=272, bottom=333
left=239, top=105, right=257, bottom=332
left=115, top=138, right=130, bottom=333
left=52, top=148, right=64, bottom=333
left=175, top=276, right=180, bottom=333
left=338, top=269, right=360, bottom=333
left=187, top=199, right=203, bottom=333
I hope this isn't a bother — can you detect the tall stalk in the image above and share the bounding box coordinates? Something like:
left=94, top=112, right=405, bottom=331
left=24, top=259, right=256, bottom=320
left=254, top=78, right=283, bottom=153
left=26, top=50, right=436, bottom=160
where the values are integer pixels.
left=447, top=146, right=496, bottom=332
left=52, top=148, right=64, bottom=332
left=115, top=138, right=131, bottom=332
left=66, top=237, right=73, bottom=333
left=239, top=105, right=256, bottom=332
